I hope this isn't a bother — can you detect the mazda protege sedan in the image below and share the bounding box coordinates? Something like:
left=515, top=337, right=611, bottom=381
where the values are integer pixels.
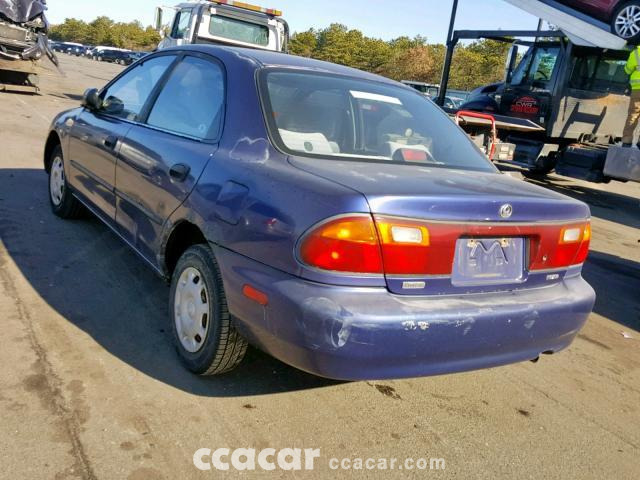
left=44, top=46, right=595, bottom=380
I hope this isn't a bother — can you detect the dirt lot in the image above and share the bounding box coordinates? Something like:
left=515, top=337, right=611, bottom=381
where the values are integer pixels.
left=0, top=54, right=639, bottom=479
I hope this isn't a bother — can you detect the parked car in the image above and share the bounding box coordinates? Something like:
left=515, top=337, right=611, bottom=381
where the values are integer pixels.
left=43, top=45, right=595, bottom=380
left=66, top=44, right=86, bottom=56
left=120, top=51, right=148, bottom=65
left=95, top=49, right=128, bottom=63
left=557, top=0, right=640, bottom=42
left=85, top=46, right=105, bottom=59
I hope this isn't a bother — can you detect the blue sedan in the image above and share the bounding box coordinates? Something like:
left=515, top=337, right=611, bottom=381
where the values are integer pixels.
left=44, top=45, right=595, bottom=380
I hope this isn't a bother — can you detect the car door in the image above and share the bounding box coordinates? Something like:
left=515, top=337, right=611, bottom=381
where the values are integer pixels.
left=67, top=54, right=177, bottom=221
left=115, top=53, right=225, bottom=261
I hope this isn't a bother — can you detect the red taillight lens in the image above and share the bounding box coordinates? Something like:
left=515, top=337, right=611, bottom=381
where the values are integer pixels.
left=298, top=215, right=384, bottom=273
left=375, top=216, right=458, bottom=275
left=299, top=215, right=591, bottom=275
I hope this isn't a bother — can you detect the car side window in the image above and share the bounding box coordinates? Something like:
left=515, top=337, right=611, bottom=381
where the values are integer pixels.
left=146, top=56, right=225, bottom=140
left=100, top=55, right=176, bottom=121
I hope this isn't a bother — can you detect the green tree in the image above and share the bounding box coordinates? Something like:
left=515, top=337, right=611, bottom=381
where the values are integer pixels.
left=49, top=16, right=159, bottom=50
left=289, top=29, right=317, bottom=57
left=286, top=26, right=510, bottom=91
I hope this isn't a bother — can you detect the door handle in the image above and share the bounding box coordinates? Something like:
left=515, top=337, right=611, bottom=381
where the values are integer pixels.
left=169, top=163, right=191, bottom=182
left=103, top=135, right=118, bottom=150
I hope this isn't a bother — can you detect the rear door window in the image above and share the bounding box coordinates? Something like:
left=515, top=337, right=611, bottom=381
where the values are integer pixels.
left=146, top=56, right=225, bottom=140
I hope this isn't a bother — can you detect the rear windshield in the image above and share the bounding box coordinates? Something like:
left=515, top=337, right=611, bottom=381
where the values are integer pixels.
left=209, top=15, right=269, bottom=46
left=260, top=70, right=495, bottom=172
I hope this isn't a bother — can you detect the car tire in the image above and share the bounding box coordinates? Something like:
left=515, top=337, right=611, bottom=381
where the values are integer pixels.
left=169, top=244, right=248, bottom=375
left=612, top=1, right=640, bottom=43
left=48, top=145, right=83, bottom=219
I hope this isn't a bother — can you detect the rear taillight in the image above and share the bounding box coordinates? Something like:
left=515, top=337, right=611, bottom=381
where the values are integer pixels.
left=298, top=215, right=591, bottom=275
left=538, top=221, right=591, bottom=268
left=298, top=215, right=384, bottom=274
left=375, top=216, right=455, bottom=275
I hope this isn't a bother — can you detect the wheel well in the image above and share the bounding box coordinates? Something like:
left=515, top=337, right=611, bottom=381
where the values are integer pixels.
left=164, top=221, right=208, bottom=275
left=44, top=131, right=61, bottom=173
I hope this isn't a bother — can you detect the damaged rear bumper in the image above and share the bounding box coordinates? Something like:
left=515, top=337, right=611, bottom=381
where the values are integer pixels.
left=214, top=246, right=596, bottom=381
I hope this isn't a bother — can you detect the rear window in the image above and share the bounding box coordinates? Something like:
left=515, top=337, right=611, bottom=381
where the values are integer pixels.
left=260, top=70, right=495, bottom=172
left=209, top=15, right=269, bottom=46
left=568, top=50, right=628, bottom=94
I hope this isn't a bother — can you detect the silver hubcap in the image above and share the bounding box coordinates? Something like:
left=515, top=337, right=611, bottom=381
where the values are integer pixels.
left=174, top=267, right=210, bottom=353
left=615, top=6, right=640, bottom=38
left=49, top=156, right=65, bottom=206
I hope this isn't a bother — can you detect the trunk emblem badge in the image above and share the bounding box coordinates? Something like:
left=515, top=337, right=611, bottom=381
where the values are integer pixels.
left=499, top=204, right=513, bottom=218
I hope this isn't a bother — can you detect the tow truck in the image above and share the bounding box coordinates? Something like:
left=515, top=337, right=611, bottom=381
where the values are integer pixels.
left=440, top=0, right=640, bottom=183
left=154, top=0, right=288, bottom=52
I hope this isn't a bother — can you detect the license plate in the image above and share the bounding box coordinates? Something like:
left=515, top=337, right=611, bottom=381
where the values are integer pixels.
left=451, top=237, right=525, bottom=287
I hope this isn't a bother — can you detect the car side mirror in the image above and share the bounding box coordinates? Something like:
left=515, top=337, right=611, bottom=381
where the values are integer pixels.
left=154, top=7, right=163, bottom=32
left=505, top=44, right=519, bottom=84
left=82, top=88, right=101, bottom=110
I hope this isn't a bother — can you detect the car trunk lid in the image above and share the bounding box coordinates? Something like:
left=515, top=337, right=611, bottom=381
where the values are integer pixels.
left=290, top=156, right=591, bottom=295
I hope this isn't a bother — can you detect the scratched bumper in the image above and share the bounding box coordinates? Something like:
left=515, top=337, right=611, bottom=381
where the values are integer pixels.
left=214, top=246, right=596, bottom=381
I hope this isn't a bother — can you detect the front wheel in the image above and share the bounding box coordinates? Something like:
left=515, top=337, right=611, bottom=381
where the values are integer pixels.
left=612, top=1, right=640, bottom=42
left=169, top=245, right=248, bottom=375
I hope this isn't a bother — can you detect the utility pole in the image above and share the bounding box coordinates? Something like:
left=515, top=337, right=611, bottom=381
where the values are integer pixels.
left=437, top=0, right=459, bottom=106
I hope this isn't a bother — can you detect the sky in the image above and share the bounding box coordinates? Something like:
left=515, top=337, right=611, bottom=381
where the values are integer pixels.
left=46, top=0, right=540, bottom=43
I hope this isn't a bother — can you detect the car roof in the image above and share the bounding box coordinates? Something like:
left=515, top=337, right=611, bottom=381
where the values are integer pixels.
left=161, top=44, right=403, bottom=87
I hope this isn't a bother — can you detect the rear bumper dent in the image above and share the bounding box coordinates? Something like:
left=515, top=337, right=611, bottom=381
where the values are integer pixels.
left=213, top=246, right=596, bottom=380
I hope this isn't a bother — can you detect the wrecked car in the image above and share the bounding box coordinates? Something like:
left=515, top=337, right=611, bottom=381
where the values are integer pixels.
left=44, top=45, right=596, bottom=380
left=0, top=0, right=56, bottom=89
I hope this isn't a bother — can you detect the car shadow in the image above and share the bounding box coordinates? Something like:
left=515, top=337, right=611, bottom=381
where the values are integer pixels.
left=523, top=173, right=640, bottom=230
left=0, top=88, right=40, bottom=96
left=0, top=168, right=342, bottom=397
left=581, top=250, right=640, bottom=333
left=47, top=92, right=84, bottom=102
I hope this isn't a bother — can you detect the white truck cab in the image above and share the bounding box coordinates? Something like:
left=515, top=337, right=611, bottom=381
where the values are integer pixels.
left=155, top=0, right=288, bottom=52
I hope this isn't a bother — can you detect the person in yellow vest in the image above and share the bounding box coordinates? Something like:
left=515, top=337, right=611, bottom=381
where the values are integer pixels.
left=623, top=45, right=640, bottom=146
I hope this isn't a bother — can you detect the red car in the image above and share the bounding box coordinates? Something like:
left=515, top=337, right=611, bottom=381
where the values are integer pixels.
left=560, top=0, right=640, bottom=41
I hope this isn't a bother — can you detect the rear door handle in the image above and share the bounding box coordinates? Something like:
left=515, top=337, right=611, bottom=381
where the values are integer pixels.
left=103, top=135, right=118, bottom=150
left=169, top=163, right=191, bottom=182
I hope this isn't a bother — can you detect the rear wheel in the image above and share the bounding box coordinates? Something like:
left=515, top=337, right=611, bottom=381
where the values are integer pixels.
left=612, top=1, right=640, bottom=43
left=48, top=145, right=83, bottom=218
left=169, top=245, right=247, bottom=375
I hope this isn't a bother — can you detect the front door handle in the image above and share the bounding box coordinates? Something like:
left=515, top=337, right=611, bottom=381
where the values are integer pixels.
left=103, top=135, right=118, bottom=150
left=169, top=163, right=191, bottom=182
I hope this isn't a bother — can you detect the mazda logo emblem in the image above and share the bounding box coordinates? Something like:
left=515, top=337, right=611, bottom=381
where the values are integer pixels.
left=499, top=204, right=513, bottom=218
